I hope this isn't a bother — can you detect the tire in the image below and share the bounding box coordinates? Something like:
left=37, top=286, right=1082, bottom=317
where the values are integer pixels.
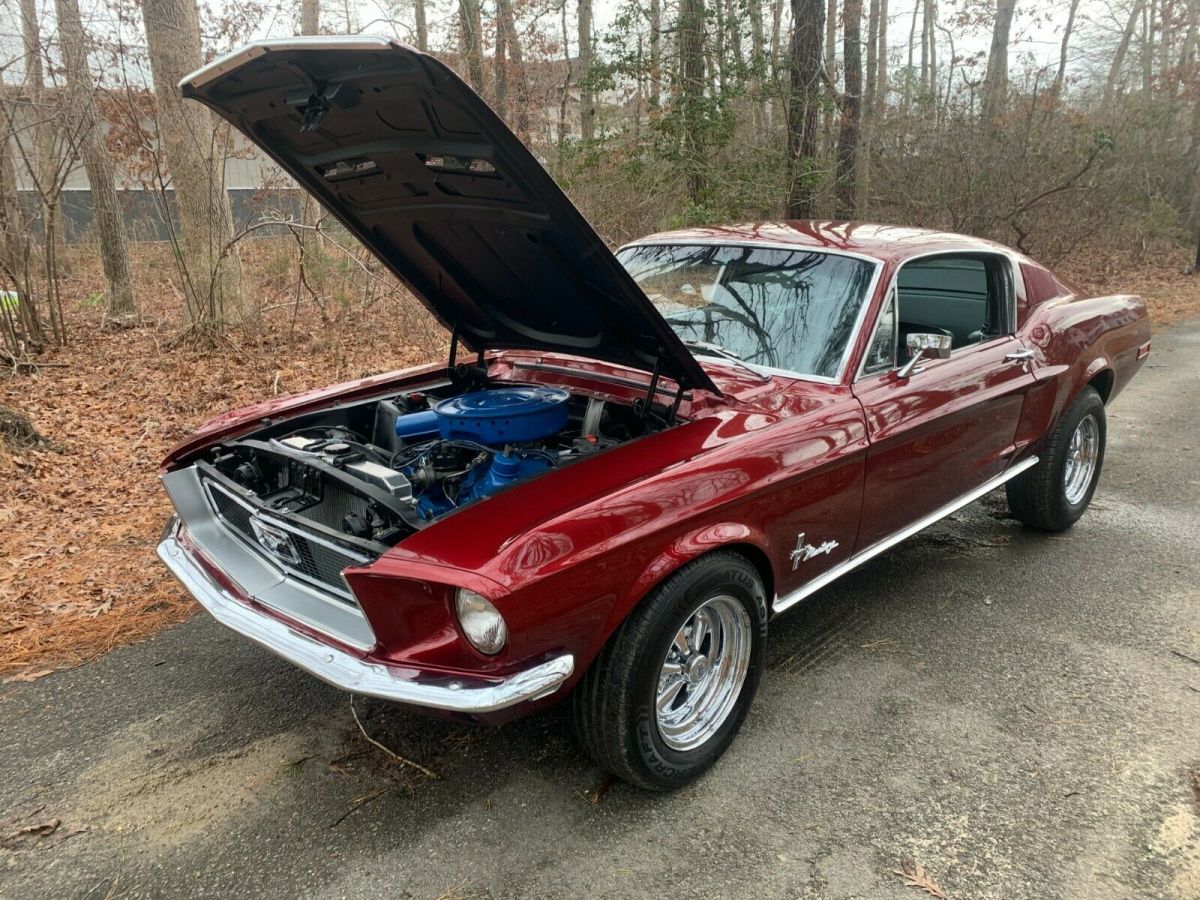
left=1006, top=385, right=1106, bottom=531
left=571, top=551, right=768, bottom=791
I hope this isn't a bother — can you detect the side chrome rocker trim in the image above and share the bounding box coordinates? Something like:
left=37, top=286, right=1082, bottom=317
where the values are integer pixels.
left=158, top=521, right=574, bottom=712
left=773, top=455, right=1039, bottom=615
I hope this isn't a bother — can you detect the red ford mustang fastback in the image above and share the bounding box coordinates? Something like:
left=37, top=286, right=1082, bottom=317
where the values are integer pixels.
left=158, top=37, right=1150, bottom=789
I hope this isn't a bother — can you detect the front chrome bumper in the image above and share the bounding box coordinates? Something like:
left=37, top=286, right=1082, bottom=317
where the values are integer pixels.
left=157, top=519, right=574, bottom=713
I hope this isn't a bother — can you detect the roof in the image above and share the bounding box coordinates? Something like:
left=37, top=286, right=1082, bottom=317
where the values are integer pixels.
left=625, top=221, right=1018, bottom=265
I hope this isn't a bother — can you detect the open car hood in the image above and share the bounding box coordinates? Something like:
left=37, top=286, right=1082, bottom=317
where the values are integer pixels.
left=180, top=37, right=718, bottom=394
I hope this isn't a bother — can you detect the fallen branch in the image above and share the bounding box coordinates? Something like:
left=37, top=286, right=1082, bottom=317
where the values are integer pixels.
left=350, top=697, right=440, bottom=780
left=328, top=784, right=392, bottom=828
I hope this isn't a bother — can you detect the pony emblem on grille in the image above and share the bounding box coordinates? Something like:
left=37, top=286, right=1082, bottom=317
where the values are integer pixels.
left=250, top=518, right=302, bottom=565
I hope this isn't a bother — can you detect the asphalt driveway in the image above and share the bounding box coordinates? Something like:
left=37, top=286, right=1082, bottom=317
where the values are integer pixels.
left=2, top=322, right=1198, bottom=900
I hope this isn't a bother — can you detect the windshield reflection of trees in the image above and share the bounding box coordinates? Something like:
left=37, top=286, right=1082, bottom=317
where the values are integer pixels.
left=628, top=245, right=872, bottom=378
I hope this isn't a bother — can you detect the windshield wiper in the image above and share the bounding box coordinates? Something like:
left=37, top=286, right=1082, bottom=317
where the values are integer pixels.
left=681, top=340, right=771, bottom=382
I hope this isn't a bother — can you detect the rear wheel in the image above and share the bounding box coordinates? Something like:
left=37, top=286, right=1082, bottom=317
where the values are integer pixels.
left=571, top=552, right=767, bottom=790
left=1006, top=385, right=1106, bottom=531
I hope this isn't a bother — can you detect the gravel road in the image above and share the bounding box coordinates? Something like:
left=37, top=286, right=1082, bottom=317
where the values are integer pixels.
left=2, top=321, right=1198, bottom=900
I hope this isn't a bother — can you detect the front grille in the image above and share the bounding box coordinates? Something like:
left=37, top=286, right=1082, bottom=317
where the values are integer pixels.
left=204, top=480, right=369, bottom=599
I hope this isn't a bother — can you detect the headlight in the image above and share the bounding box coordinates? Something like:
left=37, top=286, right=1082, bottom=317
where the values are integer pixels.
left=455, top=588, right=508, bottom=655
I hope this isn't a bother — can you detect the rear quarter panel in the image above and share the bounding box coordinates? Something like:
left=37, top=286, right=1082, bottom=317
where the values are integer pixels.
left=1013, top=288, right=1150, bottom=451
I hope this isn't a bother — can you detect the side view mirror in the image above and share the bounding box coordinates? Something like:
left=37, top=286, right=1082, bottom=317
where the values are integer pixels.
left=898, top=333, right=952, bottom=379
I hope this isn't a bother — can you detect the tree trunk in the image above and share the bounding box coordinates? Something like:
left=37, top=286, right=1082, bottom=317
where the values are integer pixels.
left=56, top=0, right=137, bottom=320
left=749, top=0, right=767, bottom=130
left=0, top=104, right=44, bottom=349
left=1178, top=0, right=1198, bottom=97
left=981, top=0, right=1017, bottom=122
left=836, top=0, right=863, bottom=217
left=650, top=0, right=663, bottom=108
left=924, top=0, right=937, bottom=99
left=578, top=0, right=596, bottom=140
left=494, top=12, right=510, bottom=122
left=1051, top=0, right=1081, bottom=97
left=18, top=0, right=65, bottom=270
left=679, top=0, right=707, bottom=201
left=786, top=0, right=826, bottom=217
left=414, top=0, right=429, bottom=51
left=142, top=0, right=247, bottom=326
left=458, top=0, right=486, bottom=94
left=876, top=0, right=888, bottom=105
left=1104, top=0, right=1145, bottom=105
left=496, top=0, right=531, bottom=138
left=299, top=0, right=323, bottom=260
left=860, top=0, right=881, bottom=213
left=865, top=0, right=879, bottom=116
left=1143, top=0, right=1155, bottom=94
left=826, top=0, right=838, bottom=86
left=904, top=0, right=919, bottom=108
left=557, top=0, right=570, bottom=152
left=770, top=0, right=786, bottom=125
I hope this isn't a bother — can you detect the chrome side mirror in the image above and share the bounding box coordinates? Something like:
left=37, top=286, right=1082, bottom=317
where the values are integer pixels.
left=898, top=333, right=952, bottom=379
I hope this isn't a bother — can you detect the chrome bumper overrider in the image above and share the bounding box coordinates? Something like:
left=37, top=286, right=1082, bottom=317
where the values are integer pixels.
left=157, top=520, right=574, bottom=713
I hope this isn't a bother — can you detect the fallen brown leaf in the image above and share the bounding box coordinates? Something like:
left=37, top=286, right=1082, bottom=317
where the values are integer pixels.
left=893, top=858, right=948, bottom=899
left=3, top=817, right=60, bottom=844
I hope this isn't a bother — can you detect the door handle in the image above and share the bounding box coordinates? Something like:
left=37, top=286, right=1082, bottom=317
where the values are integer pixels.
left=1004, top=349, right=1035, bottom=364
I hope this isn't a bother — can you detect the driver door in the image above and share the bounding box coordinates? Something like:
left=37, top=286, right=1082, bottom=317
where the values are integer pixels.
left=851, top=253, right=1036, bottom=550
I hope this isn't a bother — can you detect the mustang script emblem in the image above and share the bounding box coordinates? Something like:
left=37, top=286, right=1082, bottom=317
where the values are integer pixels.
left=790, top=532, right=839, bottom=570
left=250, top=518, right=301, bottom=565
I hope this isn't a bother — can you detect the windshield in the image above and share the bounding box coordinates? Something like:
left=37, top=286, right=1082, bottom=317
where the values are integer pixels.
left=617, top=243, right=877, bottom=379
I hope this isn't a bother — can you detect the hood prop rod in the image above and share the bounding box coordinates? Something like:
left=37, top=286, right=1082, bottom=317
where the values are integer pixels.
left=638, top=355, right=662, bottom=423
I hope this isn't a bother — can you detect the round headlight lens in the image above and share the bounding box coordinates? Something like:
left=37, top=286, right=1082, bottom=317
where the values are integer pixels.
left=455, top=588, right=508, bottom=655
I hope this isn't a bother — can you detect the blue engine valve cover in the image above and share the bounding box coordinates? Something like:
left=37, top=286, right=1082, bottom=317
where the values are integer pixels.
left=393, top=408, right=439, bottom=441
left=434, top=386, right=570, bottom=444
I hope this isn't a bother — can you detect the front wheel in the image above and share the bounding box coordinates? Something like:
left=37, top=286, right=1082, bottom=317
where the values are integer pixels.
left=1006, top=385, right=1106, bottom=531
left=571, top=552, right=768, bottom=790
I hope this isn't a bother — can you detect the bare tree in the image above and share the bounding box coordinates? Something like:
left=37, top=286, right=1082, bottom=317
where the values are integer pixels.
left=837, top=0, right=863, bottom=216
left=17, top=0, right=61, bottom=265
left=0, top=112, right=44, bottom=351
left=496, top=0, right=531, bottom=138
left=650, top=0, right=663, bottom=108
left=981, top=0, right=1017, bottom=121
left=786, top=0, right=826, bottom=217
left=1052, top=0, right=1082, bottom=97
left=876, top=0, right=888, bottom=105
left=679, top=0, right=707, bottom=200
left=458, top=0, right=486, bottom=93
left=414, top=0, right=429, bottom=51
left=578, top=0, right=596, bottom=140
left=55, top=0, right=137, bottom=321
left=1105, top=0, right=1147, bottom=104
left=142, top=0, right=248, bottom=327
left=299, top=0, right=323, bottom=260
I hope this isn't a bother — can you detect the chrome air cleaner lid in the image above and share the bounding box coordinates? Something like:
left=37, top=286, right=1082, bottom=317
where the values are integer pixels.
left=434, top=386, right=571, bottom=444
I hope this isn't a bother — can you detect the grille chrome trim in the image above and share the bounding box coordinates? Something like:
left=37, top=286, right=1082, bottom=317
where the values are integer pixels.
left=162, top=466, right=377, bottom=650
left=202, top=478, right=370, bottom=602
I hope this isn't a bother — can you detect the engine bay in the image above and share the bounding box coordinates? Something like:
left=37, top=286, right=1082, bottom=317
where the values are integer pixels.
left=199, top=380, right=666, bottom=549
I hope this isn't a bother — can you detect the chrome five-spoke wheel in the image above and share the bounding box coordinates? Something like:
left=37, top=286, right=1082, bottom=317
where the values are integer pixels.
left=656, top=595, right=753, bottom=752
left=571, top=551, right=767, bottom=790
left=1063, top=413, right=1099, bottom=505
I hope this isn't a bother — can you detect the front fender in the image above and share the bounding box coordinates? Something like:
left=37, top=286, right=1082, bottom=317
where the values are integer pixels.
left=601, top=522, right=775, bottom=635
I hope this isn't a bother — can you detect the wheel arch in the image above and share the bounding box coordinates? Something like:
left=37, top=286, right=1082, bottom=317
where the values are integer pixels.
left=1087, top=367, right=1115, bottom=404
left=601, top=525, right=777, bottom=638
